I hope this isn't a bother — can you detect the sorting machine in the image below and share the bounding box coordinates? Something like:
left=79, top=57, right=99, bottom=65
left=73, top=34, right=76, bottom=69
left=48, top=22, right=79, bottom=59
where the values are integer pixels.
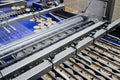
left=0, top=0, right=120, bottom=80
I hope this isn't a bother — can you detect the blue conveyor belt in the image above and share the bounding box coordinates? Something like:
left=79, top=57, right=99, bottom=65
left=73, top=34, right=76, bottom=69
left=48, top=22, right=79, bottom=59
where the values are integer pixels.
left=103, top=36, right=120, bottom=46
left=0, top=23, right=33, bottom=45
left=19, top=19, right=39, bottom=31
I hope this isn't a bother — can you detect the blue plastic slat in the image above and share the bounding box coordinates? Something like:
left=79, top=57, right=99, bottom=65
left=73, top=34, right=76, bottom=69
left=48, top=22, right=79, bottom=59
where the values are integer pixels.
left=103, top=37, right=120, bottom=46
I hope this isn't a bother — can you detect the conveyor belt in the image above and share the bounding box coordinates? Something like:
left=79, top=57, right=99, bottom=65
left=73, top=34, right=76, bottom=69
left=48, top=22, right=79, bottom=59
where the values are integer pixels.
left=41, top=34, right=120, bottom=80
left=0, top=22, right=34, bottom=45
left=0, top=4, right=65, bottom=46
left=0, top=6, right=39, bottom=21
left=0, top=0, right=119, bottom=79
left=0, top=18, right=119, bottom=80
left=0, top=20, right=107, bottom=80
left=0, top=20, right=94, bottom=70
left=0, top=0, right=63, bottom=21
left=1, top=16, right=120, bottom=80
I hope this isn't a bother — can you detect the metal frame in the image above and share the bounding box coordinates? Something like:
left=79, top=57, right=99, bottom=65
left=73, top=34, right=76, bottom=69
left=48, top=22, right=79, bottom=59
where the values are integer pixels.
left=0, top=0, right=118, bottom=79
left=105, top=0, right=115, bottom=23
left=13, top=47, right=75, bottom=80
left=85, top=0, right=115, bottom=22
left=0, top=21, right=106, bottom=79
left=85, top=0, right=106, bottom=20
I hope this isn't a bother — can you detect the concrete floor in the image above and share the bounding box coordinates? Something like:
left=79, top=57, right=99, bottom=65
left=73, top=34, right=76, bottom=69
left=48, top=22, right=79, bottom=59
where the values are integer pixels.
left=64, top=0, right=120, bottom=20
left=113, top=0, right=120, bottom=20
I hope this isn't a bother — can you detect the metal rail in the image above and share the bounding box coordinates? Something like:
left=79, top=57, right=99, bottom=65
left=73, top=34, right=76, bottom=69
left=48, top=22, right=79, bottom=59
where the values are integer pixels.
left=0, top=0, right=26, bottom=7
left=0, top=21, right=106, bottom=79
left=0, top=4, right=64, bottom=27
left=38, top=20, right=120, bottom=80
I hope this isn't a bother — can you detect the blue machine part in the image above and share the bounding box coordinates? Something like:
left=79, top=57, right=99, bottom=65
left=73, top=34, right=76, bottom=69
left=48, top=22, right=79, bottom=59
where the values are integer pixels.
left=26, top=0, right=40, bottom=7
left=0, top=7, right=13, bottom=13
left=0, top=23, right=33, bottom=45
left=103, top=36, right=120, bottom=46
left=43, top=13, right=63, bottom=22
left=33, top=2, right=43, bottom=10
left=45, top=0, right=55, bottom=2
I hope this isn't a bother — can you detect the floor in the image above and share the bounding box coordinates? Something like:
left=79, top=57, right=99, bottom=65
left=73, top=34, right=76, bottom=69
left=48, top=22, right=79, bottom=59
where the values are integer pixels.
left=64, top=0, right=120, bottom=20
